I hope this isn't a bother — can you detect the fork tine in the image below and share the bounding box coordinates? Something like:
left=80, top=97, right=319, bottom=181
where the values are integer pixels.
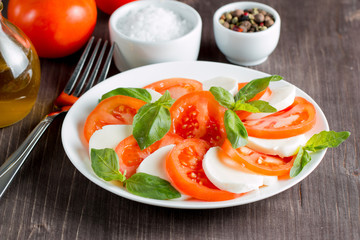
left=96, top=42, right=115, bottom=84
left=64, top=36, right=95, bottom=95
left=84, top=41, right=114, bottom=92
left=73, top=38, right=102, bottom=97
left=83, top=40, right=109, bottom=92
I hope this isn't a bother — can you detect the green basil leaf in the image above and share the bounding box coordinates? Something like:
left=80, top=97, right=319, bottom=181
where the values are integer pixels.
left=233, top=101, right=261, bottom=113
left=156, top=90, right=175, bottom=108
left=235, top=75, right=283, bottom=102
left=301, top=150, right=312, bottom=168
left=125, top=173, right=181, bottom=200
left=290, top=147, right=312, bottom=178
left=224, top=110, right=248, bottom=149
left=246, top=100, right=277, bottom=113
left=209, top=86, right=235, bottom=109
left=132, top=103, right=171, bottom=150
left=304, top=131, right=351, bottom=152
left=91, top=148, right=126, bottom=182
left=100, top=88, right=152, bottom=102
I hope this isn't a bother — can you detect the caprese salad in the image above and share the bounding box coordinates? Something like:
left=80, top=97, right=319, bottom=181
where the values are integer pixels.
left=84, top=76, right=350, bottom=201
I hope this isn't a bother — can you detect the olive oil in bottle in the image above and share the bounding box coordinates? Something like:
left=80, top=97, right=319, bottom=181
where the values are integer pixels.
left=0, top=1, right=41, bottom=128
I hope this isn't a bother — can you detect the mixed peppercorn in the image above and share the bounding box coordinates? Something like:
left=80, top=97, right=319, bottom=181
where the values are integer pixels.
left=219, top=8, right=275, bottom=32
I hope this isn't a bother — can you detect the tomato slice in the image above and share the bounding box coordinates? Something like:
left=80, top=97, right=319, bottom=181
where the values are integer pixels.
left=236, top=82, right=272, bottom=120
left=169, top=91, right=227, bottom=147
left=83, top=95, right=146, bottom=142
left=222, top=139, right=294, bottom=176
left=166, top=139, right=240, bottom=201
left=144, top=78, right=203, bottom=99
left=243, top=97, right=316, bottom=139
left=115, top=133, right=183, bottom=177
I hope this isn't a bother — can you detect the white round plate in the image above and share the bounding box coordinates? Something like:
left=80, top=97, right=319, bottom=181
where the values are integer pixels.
left=61, top=61, right=329, bottom=209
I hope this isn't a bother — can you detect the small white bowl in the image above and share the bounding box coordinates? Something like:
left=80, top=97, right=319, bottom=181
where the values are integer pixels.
left=109, top=0, right=202, bottom=72
left=213, top=1, right=281, bottom=66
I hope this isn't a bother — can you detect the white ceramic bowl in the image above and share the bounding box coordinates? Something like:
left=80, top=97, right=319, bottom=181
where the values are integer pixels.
left=213, top=1, right=281, bottom=66
left=109, top=0, right=202, bottom=71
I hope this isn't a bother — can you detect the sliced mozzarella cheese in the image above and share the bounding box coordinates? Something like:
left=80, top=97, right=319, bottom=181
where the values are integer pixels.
left=136, top=145, right=174, bottom=180
left=145, top=89, right=162, bottom=102
left=89, top=124, right=132, bottom=153
left=137, top=145, right=189, bottom=200
left=246, top=84, right=296, bottom=120
left=202, top=76, right=238, bottom=95
left=263, top=175, right=279, bottom=186
left=203, top=147, right=277, bottom=194
left=247, top=134, right=307, bottom=158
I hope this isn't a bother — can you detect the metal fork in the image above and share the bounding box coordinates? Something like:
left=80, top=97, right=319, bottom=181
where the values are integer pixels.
left=0, top=36, right=114, bottom=198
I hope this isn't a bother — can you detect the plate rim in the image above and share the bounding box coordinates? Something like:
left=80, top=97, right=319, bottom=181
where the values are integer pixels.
left=61, top=60, right=329, bottom=209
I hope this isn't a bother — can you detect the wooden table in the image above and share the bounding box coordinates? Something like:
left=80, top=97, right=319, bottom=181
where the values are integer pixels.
left=1, top=0, right=359, bottom=239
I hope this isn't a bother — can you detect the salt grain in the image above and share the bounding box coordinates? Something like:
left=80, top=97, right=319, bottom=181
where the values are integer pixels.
left=117, top=5, right=192, bottom=42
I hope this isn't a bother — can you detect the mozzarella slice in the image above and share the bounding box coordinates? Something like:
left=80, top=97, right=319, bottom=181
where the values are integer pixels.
left=89, top=124, right=132, bottom=153
left=202, top=76, right=238, bottom=95
left=136, top=145, right=174, bottom=180
left=247, top=134, right=308, bottom=157
left=203, top=147, right=277, bottom=194
left=246, top=84, right=296, bottom=120
left=263, top=175, right=279, bottom=186
left=145, top=89, right=163, bottom=102
left=137, top=145, right=189, bottom=200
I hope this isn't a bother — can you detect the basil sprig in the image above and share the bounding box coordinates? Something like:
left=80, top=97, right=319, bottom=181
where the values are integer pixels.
left=235, top=75, right=283, bottom=102
left=100, top=87, right=152, bottom=102
left=224, top=110, right=248, bottom=148
left=132, top=91, right=174, bottom=150
left=210, top=75, right=282, bottom=149
left=125, top=173, right=181, bottom=200
left=290, top=131, right=351, bottom=177
left=90, top=148, right=181, bottom=199
left=91, top=148, right=126, bottom=181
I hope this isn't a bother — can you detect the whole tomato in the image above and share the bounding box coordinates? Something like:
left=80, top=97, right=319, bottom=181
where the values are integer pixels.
left=95, top=0, right=136, bottom=15
left=7, top=0, right=97, bottom=58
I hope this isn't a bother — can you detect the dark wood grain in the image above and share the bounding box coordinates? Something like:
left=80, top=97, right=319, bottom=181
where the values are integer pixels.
left=1, top=0, right=359, bottom=239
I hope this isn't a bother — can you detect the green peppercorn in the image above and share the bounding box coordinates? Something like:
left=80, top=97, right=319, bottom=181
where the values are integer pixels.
left=226, top=13, right=232, bottom=22
left=258, top=26, right=268, bottom=31
left=232, top=17, right=238, bottom=24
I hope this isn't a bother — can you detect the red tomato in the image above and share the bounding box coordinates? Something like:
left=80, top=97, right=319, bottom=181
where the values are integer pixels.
left=95, top=0, right=136, bottom=15
left=115, top=133, right=183, bottom=177
left=236, top=82, right=272, bottom=120
left=166, top=139, right=240, bottom=201
left=169, top=91, right=227, bottom=147
left=8, top=0, right=97, bottom=58
left=83, top=95, right=146, bottom=142
left=144, top=78, right=203, bottom=99
left=222, top=139, right=294, bottom=176
left=243, top=97, right=317, bottom=139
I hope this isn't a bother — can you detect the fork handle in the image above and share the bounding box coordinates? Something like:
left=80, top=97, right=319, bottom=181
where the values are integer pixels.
left=0, top=114, right=57, bottom=198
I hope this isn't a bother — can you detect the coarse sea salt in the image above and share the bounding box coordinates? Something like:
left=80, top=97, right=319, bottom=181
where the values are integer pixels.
left=117, top=5, right=192, bottom=42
